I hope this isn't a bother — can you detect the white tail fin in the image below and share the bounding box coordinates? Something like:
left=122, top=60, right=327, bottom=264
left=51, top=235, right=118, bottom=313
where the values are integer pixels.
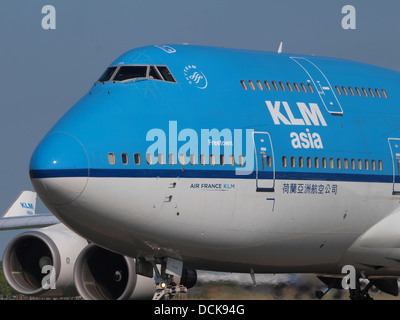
left=3, top=191, right=37, bottom=218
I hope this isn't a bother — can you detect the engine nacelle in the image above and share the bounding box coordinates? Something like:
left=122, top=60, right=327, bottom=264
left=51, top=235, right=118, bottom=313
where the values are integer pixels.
left=2, top=225, right=88, bottom=297
left=74, top=244, right=155, bottom=300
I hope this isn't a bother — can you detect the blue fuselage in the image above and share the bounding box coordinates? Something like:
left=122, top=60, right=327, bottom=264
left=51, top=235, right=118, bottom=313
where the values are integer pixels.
left=29, top=44, right=400, bottom=275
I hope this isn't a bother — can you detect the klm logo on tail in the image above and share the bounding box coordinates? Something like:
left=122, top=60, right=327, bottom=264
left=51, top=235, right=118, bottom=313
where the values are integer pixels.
left=20, top=202, right=34, bottom=215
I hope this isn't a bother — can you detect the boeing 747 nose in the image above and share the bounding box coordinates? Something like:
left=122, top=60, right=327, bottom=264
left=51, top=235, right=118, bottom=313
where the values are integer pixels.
left=29, top=132, right=90, bottom=206
left=19, top=44, right=400, bottom=300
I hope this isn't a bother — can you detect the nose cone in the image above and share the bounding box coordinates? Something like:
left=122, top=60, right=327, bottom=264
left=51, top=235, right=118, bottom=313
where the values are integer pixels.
left=30, top=132, right=89, bottom=205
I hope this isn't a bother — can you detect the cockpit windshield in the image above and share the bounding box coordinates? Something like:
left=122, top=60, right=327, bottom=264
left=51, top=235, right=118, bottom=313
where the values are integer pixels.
left=113, top=66, right=147, bottom=81
left=157, top=66, right=175, bottom=82
left=97, top=65, right=176, bottom=83
left=98, top=66, right=117, bottom=82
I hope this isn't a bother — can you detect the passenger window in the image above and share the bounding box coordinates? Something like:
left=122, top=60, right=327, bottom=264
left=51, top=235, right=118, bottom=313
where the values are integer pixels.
left=365, top=159, right=369, bottom=171
left=256, top=80, right=264, bottom=90
left=168, top=153, right=175, bottom=165
left=158, top=153, right=164, bottom=165
left=108, top=152, right=116, bottom=165
left=229, top=155, right=235, bottom=166
left=121, top=153, right=129, bottom=165
left=362, top=87, right=368, bottom=97
left=322, top=157, right=327, bottom=169
left=114, top=66, right=148, bottom=82
left=179, top=153, right=186, bottom=165
left=220, top=154, right=225, bottom=166
left=348, top=87, right=355, bottom=96
left=157, top=66, right=176, bottom=82
left=146, top=153, right=153, bottom=165
left=266, top=155, right=272, bottom=167
left=286, top=82, right=293, bottom=92
left=238, top=155, right=245, bottom=167
left=358, top=159, right=363, bottom=170
left=149, top=66, right=162, bottom=80
left=378, top=160, right=383, bottom=171
left=375, top=88, right=382, bottom=98
left=291, top=156, right=296, bottom=168
left=314, top=157, right=320, bottom=169
left=299, top=157, right=304, bottom=168
left=248, top=80, right=256, bottom=90
left=355, top=87, right=362, bottom=96
left=240, top=80, right=248, bottom=90
left=335, top=86, right=341, bottom=95
left=293, top=82, right=300, bottom=92
left=351, top=159, right=356, bottom=170
left=330, top=158, right=334, bottom=169
left=210, top=154, right=216, bottom=166
left=300, top=83, right=307, bottom=93
left=99, top=67, right=117, bottom=82
left=272, top=81, right=279, bottom=91
left=381, top=89, right=388, bottom=99
left=307, top=157, right=312, bottom=168
left=337, top=158, right=342, bottom=170
left=279, top=81, right=286, bottom=91
left=344, top=158, right=349, bottom=170
left=134, top=153, right=141, bottom=165
left=307, top=83, right=315, bottom=93
left=190, top=154, right=196, bottom=165
left=368, top=88, right=375, bottom=98
left=200, top=154, right=206, bottom=166
left=264, top=81, right=272, bottom=91
left=341, top=86, right=348, bottom=96
left=282, top=156, right=287, bottom=168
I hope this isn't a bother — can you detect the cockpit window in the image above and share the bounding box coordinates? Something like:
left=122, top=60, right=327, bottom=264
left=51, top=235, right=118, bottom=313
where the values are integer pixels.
left=113, top=66, right=147, bottom=82
left=157, top=66, right=176, bottom=82
left=149, top=66, right=162, bottom=80
left=98, top=67, right=117, bottom=82
left=97, top=65, right=176, bottom=83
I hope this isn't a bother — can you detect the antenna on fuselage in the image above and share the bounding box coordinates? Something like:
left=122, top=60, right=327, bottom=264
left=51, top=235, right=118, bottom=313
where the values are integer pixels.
left=277, top=41, right=283, bottom=54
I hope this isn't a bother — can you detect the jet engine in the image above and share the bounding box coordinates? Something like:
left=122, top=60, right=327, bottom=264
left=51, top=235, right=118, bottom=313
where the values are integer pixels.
left=73, top=244, right=155, bottom=300
left=2, top=225, right=88, bottom=297
left=3, top=226, right=196, bottom=300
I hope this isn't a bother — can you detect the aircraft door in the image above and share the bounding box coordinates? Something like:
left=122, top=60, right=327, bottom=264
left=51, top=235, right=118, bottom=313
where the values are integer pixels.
left=388, top=138, right=400, bottom=194
left=291, top=57, right=343, bottom=115
left=253, top=132, right=275, bottom=192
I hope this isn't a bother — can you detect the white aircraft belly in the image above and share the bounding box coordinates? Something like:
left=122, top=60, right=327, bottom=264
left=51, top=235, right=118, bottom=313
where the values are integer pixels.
left=59, top=176, right=398, bottom=274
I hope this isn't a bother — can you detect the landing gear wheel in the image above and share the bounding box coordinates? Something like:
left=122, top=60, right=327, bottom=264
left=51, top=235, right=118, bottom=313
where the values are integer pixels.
left=148, top=257, right=187, bottom=300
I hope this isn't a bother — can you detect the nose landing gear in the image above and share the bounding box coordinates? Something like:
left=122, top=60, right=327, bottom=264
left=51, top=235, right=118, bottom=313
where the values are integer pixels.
left=147, top=257, right=187, bottom=300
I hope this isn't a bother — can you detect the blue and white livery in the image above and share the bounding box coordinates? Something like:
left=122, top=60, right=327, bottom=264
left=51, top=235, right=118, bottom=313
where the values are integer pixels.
left=6, top=44, right=400, bottom=299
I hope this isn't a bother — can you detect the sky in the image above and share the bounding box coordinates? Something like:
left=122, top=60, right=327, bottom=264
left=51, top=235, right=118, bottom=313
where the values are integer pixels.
left=0, top=0, right=400, bottom=253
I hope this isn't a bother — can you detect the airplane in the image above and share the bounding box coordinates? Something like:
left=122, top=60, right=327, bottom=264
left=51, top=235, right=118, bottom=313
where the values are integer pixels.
left=0, top=191, right=59, bottom=230
left=5, top=43, right=400, bottom=300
